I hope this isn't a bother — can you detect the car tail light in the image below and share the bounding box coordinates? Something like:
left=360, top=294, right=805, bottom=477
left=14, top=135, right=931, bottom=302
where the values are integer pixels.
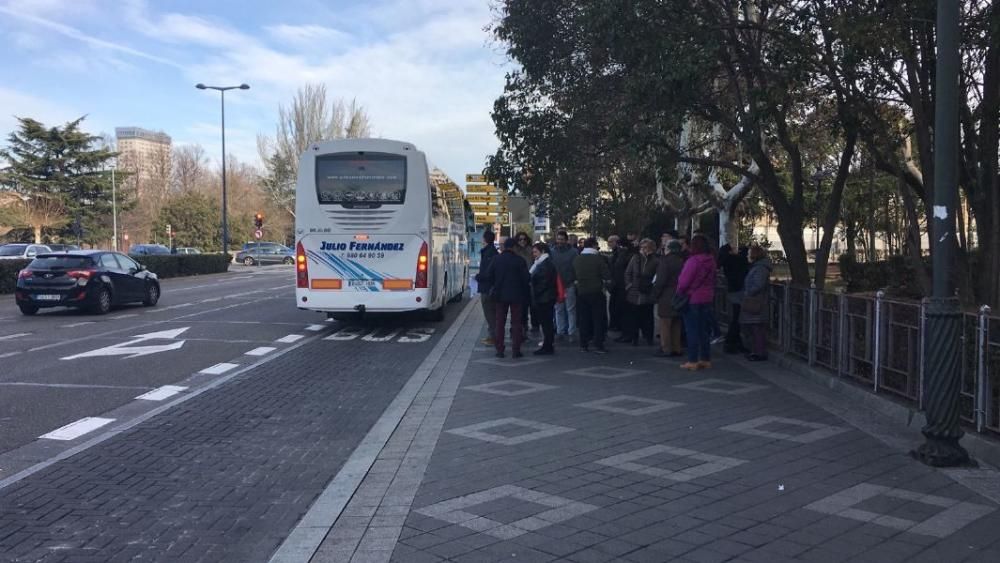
left=296, top=241, right=309, bottom=288
left=415, top=241, right=429, bottom=289
left=17, top=269, right=32, bottom=279
left=67, top=269, right=95, bottom=279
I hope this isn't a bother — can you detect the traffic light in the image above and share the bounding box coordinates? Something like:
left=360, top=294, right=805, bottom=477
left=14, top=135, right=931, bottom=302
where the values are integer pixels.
left=254, top=212, right=264, bottom=229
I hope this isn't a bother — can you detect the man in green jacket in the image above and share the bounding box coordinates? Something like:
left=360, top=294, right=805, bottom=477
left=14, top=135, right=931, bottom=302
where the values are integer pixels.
left=573, top=237, right=612, bottom=353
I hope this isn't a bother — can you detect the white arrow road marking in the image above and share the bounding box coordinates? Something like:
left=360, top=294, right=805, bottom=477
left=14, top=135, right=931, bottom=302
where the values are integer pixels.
left=60, top=327, right=190, bottom=360
left=136, top=385, right=188, bottom=401
left=40, top=417, right=115, bottom=440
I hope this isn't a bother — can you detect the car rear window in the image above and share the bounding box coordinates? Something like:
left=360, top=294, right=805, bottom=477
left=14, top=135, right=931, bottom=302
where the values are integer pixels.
left=0, top=245, right=28, bottom=256
left=29, top=256, right=94, bottom=269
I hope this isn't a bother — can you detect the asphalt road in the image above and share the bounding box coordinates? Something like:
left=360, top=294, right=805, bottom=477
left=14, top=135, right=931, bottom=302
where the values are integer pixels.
left=0, top=265, right=470, bottom=562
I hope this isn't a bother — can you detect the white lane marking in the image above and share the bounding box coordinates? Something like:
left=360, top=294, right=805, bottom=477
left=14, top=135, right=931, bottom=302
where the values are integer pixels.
left=305, top=324, right=325, bottom=332
left=62, top=321, right=96, bottom=328
left=60, top=327, right=190, bottom=360
left=1, top=382, right=149, bottom=390
left=0, top=333, right=30, bottom=341
left=136, top=385, right=188, bottom=401
left=0, top=351, right=21, bottom=359
left=40, top=417, right=115, bottom=440
left=246, top=346, right=277, bottom=356
left=362, top=329, right=402, bottom=342
left=110, top=314, right=138, bottom=320
left=201, top=297, right=222, bottom=303
left=276, top=334, right=305, bottom=343
left=198, top=362, right=239, bottom=375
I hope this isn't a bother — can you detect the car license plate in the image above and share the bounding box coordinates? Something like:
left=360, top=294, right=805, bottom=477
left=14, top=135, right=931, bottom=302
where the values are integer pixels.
left=348, top=280, right=378, bottom=288
left=34, top=294, right=61, bottom=301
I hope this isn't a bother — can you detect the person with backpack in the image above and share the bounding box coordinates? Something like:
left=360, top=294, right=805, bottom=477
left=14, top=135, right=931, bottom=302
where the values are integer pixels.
left=529, top=242, right=558, bottom=355
left=623, top=238, right=659, bottom=346
left=474, top=231, right=500, bottom=346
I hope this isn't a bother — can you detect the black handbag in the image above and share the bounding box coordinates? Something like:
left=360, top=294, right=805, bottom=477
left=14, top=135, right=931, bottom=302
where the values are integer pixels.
left=671, top=293, right=690, bottom=313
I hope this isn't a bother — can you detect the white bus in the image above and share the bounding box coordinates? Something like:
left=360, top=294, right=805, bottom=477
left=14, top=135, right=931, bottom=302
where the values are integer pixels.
left=294, top=138, right=469, bottom=320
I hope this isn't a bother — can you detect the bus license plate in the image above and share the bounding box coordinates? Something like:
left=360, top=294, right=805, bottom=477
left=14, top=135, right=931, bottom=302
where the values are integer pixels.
left=348, top=280, right=378, bottom=288
left=34, top=294, right=61, bottom=301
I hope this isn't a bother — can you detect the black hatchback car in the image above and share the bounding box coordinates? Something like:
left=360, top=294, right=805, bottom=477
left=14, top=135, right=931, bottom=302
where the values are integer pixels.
left=14, top=251, right=160, bottom=315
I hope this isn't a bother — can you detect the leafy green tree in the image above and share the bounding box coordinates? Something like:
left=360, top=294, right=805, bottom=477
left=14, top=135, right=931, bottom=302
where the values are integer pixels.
left=0, top=117, right=120, bottom=245
left=154, top=191, right=221, bottom=251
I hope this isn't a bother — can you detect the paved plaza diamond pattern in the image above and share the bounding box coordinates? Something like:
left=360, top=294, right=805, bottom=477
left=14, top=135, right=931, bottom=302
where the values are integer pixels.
left=414, top=485, right=598, bottom=540
left=804, top=483, right=996, bottom=538
left=563, top=366, right=648, bottom=379
left=720, top=415, right=850, bottom=443
left=446, top=417, right=574, bottom=445
left=575, top=394, right=685, bottom=416
left=673, top=377, right=770, bottom=395
left=595, top=444, right=749, bottom=482
left=463, top=379, right=558, bottom=397
left=474, top=357, right=550, bottom=368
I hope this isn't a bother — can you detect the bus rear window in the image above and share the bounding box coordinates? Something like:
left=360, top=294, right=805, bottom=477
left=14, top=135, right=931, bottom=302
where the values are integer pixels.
left=316, top=153, right=406, bottom=206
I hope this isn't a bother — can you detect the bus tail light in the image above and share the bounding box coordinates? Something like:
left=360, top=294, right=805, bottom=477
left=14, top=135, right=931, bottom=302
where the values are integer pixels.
left=296, top=242, right=309, bottom=288
left=415, top=241, right=429, bottom=288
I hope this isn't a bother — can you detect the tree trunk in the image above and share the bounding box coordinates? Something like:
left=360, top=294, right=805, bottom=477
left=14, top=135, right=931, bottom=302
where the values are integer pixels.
left=719, top=204, right=738, bottom=249
left=776, top=217, right=809, bottom=286
left=846, top=223, right=857, bottom=258
left=898, top=177, right=931, bottom=297
left=33, top=225, right=42, bottom=244
left=814, top=132, right=856, bottom=289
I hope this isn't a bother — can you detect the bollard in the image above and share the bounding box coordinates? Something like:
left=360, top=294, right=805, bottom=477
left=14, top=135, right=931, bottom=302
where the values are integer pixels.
left=838, top=289, right=847, bottom=377
left=808, top=282, right=817, bottom=365
left=783, top=280, right=792, bottom=352
left=976, top=305, right=991, bottom=433
left=873, top=290, right=885, bottom=392
left=918, top=298, right=928, bottom=409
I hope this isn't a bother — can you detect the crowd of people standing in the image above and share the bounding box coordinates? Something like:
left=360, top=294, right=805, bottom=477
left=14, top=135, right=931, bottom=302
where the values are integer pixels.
left=475, top=228, right=772, bottom=367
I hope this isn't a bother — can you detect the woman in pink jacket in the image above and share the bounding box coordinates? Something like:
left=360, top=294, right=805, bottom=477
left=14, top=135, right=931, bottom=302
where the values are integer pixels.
left=675, top=234, right=717, bottom=370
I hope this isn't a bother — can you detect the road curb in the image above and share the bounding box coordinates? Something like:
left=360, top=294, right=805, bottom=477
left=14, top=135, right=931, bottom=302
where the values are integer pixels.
left=269, top=298, right=480, bottom=563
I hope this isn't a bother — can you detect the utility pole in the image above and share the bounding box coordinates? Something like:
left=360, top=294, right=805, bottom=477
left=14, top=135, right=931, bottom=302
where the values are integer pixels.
left=912, top=0, right=970, bottom=467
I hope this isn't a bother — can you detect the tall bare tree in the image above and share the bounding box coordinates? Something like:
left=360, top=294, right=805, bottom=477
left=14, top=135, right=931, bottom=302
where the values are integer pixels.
left=172, top=145, right=209, bottom=193
left=257, top=84, right=372, bottom=217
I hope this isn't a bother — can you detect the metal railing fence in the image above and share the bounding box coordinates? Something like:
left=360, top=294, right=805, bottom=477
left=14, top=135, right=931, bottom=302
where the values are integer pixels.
left=714, top=281, right=1000, bottom=437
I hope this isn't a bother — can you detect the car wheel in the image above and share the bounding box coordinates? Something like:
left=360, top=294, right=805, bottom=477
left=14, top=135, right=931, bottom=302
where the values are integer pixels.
left=90, top=286, right=112, bottom=315
left=283, top=256, right=294, bottom=265
left=143, top=283, right=160, bottom=306
left=243, top=257, right=255, bottom=266
left=18, top=303, right=39, bottom=316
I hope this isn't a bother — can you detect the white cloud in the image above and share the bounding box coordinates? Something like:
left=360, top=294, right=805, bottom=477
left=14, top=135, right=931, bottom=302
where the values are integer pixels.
left=265, top=24, right=353, bottom=50
left=0, top=87, right=110, bottom=138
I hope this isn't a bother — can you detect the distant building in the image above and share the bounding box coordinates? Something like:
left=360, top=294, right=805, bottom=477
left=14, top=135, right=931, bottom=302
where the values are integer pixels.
left=115, top=126, right=171, bottom=183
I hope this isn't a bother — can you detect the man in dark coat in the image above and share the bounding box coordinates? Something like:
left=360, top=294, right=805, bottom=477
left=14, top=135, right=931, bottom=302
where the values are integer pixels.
left=486, top=237, right=531, bottom=358
left=474, top=231, right=500, bottom=345
left=573, top=237, right=612, bottom=353
left=718, top=243, right=750, bottom=353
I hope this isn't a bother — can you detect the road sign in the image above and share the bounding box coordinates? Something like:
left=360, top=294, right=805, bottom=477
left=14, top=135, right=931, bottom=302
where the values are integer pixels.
left=254, top=229, right=263, bottom=240
left=466, top=183, right=498, bottom=194
left=61, top=327, right=189, bottom=360
left=466, top=194, right=508, bottom=204
left=466, top=174, right=489, bottom=183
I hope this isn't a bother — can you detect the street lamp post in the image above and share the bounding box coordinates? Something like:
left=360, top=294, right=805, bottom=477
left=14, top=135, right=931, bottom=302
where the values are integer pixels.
left=195, top=83, right=250, bottom=256
left=912, top=0, right=970, bottom=467
left=111, top=165, right=118, bottom=251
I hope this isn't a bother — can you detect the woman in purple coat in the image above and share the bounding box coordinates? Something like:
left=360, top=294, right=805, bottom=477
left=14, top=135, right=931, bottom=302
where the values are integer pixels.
left=675, top=234, right=717, bottom=370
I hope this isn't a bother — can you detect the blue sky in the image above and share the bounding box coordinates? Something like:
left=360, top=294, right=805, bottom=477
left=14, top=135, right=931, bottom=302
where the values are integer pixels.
left=0, top=0, right=508, bottom=182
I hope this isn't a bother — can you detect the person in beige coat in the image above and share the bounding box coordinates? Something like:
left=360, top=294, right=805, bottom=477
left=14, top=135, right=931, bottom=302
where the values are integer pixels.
left=652, top=239, right=685, bottom=357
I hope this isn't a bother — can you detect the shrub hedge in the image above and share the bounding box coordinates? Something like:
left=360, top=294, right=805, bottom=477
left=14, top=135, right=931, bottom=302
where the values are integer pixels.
left=0, top=259, right=30, bottom=294
left=838, top=253, right=924, bottom=298
left=133, top=254, right=231, bottom=279
left=1, top=254, right=230, bottom=294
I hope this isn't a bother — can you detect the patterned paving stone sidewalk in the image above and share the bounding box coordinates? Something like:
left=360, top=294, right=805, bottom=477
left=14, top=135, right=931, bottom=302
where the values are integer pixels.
left=309, top=315, right=1000, bottom=563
